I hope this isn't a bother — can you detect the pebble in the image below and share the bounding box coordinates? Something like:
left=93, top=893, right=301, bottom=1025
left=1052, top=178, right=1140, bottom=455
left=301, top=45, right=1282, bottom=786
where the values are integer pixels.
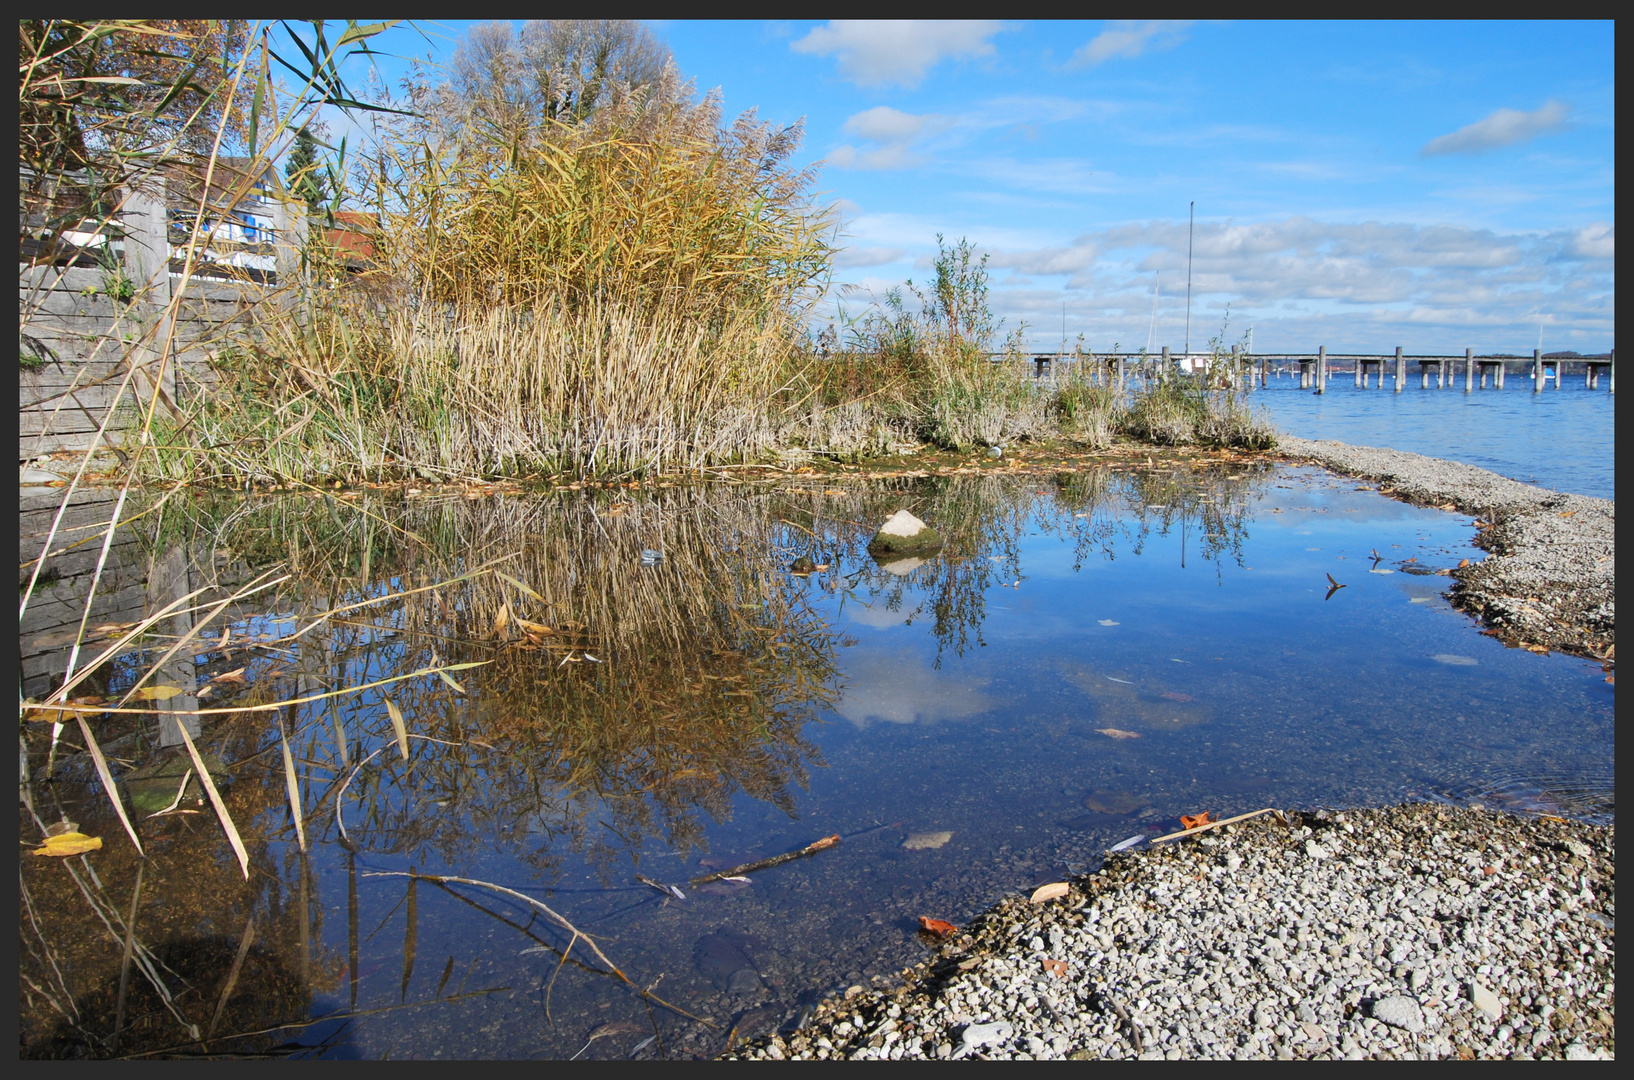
left=726, top=804, right=1615, bottom=1061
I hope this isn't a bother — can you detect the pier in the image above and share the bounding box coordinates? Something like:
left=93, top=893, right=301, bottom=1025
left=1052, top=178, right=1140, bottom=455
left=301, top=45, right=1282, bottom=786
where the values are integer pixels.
left=1012, top=347, right=1613, bottom=394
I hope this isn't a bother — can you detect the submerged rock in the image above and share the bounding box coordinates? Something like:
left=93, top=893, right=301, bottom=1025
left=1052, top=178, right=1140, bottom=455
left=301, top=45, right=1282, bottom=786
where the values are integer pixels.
left=867, top=510, right=944, bottom=560
left=695, top=931, right=763, bottom=994
left=123, top=749, right=229, bottom=814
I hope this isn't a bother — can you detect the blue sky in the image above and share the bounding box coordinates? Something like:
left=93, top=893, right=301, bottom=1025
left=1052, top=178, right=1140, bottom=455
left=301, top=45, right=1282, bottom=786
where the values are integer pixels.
left=316, top=20, right=1614, bottom=354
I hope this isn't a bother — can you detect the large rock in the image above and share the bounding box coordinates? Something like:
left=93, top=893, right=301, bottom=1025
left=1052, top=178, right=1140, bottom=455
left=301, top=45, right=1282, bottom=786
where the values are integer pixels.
left=867, top=510, right=944, bottom=559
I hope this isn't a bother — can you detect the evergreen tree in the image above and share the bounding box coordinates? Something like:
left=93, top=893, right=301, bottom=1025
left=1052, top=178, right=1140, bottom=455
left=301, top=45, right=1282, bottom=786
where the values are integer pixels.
left=285, top=127, right=327, bottom=212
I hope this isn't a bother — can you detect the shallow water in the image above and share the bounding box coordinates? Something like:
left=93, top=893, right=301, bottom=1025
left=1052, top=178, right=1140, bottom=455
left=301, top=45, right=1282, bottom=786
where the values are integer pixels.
left=19, top=465, right=1614, bottom=1058
left=1247, top=373, right=1615, bottom=499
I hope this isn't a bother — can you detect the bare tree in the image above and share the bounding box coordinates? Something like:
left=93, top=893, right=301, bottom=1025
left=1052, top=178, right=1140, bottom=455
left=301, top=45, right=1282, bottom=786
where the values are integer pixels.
left=435, top=20, right=674, bottom=151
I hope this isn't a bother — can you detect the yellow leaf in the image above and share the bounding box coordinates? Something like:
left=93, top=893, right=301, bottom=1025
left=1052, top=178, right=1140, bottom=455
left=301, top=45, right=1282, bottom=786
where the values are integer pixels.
left=32, top=832, right=103, bottom=857
left=133, top=685, right=188, bottom=701
left=386, top=699, right=410, bottom=759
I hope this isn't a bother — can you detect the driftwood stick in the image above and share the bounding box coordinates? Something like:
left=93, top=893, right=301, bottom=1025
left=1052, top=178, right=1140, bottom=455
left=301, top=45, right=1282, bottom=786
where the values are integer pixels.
left=1149, top=807, right=1286, bottom=846
left=688, top=834, right=841, bottom=885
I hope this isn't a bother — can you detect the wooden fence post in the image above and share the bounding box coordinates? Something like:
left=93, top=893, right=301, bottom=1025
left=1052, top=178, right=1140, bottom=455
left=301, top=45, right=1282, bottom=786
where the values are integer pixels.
left=121, top=176, right=180, bottom=425
left=270, top=197, right=309, bottom=289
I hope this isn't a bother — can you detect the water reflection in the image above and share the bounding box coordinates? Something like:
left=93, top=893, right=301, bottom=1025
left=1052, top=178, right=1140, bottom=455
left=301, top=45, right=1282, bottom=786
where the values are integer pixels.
left=18, top=459, right=1612, bottom=1058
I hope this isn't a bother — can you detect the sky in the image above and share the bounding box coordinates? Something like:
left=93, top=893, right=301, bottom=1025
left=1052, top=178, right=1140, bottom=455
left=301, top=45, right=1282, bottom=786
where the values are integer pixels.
left=312, top=19, right=1614, bottom=355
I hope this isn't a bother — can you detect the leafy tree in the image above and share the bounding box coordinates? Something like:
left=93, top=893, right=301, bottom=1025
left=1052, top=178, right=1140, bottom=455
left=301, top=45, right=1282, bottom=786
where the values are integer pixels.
left=19, top=19, right=254, bottom=173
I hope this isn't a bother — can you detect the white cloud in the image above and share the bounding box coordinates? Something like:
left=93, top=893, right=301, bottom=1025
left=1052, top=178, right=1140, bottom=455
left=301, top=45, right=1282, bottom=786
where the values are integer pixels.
left=835, top=246, right=908, bottom=269
left=823, top=214, right=1614, bottom=353
left=833, top=648, right=993, bottom=728
left=829, top=106, right=951, bottom=171
left=844, top=105, right=930, bottom=143
left=1566, top=222, right=1613, bottom=259
left=792, top=20, right=1003, bottom=89
left=1070, top=20, right=1194, bottom=67
left=1421, top=100, right=1572, bottom=156
left=985, top=243, right=1097, bottom=276
left=829, top=143, right=925, bottom=171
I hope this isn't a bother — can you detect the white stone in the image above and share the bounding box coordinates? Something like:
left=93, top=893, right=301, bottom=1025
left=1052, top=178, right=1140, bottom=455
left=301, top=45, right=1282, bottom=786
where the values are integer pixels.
left=1372, top=995, right=1425, bottom=1032
left=1470, top=980, right=1503, bottom=1021
left=878, top=509, right=931, bottom=538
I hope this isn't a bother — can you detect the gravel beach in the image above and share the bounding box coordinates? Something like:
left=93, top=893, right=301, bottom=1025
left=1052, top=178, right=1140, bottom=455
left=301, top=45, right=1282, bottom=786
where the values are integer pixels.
left=1275, top=436, right=1614, bottom=663
left=727, top=805, right=1614, bottom=1061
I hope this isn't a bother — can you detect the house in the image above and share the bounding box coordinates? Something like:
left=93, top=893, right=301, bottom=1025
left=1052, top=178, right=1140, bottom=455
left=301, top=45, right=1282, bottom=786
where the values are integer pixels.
left=163, top=157, right=287, bottom=279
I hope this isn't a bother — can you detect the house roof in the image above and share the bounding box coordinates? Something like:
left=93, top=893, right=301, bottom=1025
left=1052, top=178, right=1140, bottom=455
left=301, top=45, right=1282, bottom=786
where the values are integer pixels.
left=324, top=210, right=379, bottom=262
left=163, top=157, right=281, bottom=210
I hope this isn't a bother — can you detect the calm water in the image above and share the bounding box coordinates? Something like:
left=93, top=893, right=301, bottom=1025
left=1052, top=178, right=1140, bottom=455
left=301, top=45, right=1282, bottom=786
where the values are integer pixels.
left=20, top=467, right=1614, bottom=1058
left=1248, top=373, right=1615, bottom=499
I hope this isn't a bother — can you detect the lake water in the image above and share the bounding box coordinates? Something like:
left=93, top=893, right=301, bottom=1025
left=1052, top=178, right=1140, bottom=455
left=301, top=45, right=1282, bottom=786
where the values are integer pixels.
left=19, top=466, right=1614, bottom=1058
left=1247, top=373, right=1615, bottom=500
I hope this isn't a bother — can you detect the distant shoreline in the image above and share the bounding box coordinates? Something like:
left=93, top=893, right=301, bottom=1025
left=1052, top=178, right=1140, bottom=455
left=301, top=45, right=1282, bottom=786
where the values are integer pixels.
left=1274, top=436, right=1614, bottom=665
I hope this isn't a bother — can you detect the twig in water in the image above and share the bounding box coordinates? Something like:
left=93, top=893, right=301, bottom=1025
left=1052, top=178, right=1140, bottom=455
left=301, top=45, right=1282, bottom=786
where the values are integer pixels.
left=362, top=870, right=711, bottom=1026
left=688, top=834, right=841, bottom=885
left=207, top=916, right=256, bottom=1039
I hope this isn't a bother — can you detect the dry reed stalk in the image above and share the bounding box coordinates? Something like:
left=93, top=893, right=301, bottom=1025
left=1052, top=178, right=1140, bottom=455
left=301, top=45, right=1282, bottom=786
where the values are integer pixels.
left=279, top=725, right=307, bottom=852
left=171, top=721, right=250, bottom=879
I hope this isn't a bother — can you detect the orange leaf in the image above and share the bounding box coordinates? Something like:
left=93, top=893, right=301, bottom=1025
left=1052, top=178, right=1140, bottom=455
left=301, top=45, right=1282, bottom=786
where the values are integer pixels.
left=1458, top=559, right=1472, bottom=568
left=1179, top=811, right=1214, bottom=830
left=808, top=834, right=841, bottom=852
left=1042, top=958, right=1068, bottom=978
left=918, top=917, right=956, bottom=938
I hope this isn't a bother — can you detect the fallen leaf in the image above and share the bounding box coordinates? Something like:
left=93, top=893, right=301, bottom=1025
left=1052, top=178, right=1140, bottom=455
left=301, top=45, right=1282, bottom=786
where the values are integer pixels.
left=1030, top=882, right=1070, bottom=904
left=1160, top=692, right=1193, bottom=702
left=918, top=917, right=956, bottom=938
left=1042, top=958, right=1068, bottom=978
left=808, top=834, right=841, bottom=852
left=132, top=685, right=188, bottom=701
left=32, top=832, right=102, bottom=857
left=1558, top=510, right=1576, bottom=518
left=1458, top=559, right=1471, bottom=568
left=209, top=667, right=247, bottom=685
left=1179, top=811, right=1214, bottom=830
left=1095, top=728, right=1141, bottom=740
left=903, top=830, right=953, bottom=850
